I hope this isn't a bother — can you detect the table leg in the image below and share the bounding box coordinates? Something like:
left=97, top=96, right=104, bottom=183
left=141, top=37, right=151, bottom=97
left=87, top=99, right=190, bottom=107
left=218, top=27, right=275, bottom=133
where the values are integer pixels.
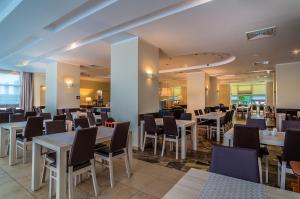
left=56, top=148, right=67, bottom=199
left=0, top=128, right=7, bottom=157
left=217, top=118, right=220, bottom=142
left=140, top=122, right=144, bottom=150
left=32, top=142, right=41, bottom=191
left=192, top=123, right=197, bottom=151
left=9, top=127, right=17, bottom=166
left=181, top=126, right=186, bottom=159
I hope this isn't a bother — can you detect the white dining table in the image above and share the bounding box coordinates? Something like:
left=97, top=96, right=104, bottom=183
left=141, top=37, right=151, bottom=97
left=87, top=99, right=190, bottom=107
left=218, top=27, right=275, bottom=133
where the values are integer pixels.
left=195, top=112, right=226, bottom=142
left=223, top=128, right=285, bottom=147
left=163, top=168, right=300, bottom=199
left=0, top=119, right=72, bottom=166
left=31, top=125, right=132, bottom=199
left=70, top=111, right=87, bottom=119
left=140, top=118, right=197, bottom=160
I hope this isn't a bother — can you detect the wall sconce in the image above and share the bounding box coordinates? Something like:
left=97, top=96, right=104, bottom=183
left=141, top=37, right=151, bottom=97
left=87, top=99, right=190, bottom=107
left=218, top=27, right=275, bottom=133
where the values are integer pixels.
left=64, top=78, right=74, bottom=88
left=96, top=90, right=103, bottom=97
left=41, top=86, right=46, bottom=91
left=85, top=96, right=92, bottom=105
left=205, top=85, right=209, bottom=90
left=146, top=69, right=153, bottom=79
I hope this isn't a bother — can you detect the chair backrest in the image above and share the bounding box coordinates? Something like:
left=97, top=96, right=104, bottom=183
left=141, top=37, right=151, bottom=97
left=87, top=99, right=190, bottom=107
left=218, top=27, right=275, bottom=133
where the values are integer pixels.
left=210, top=145, right=259, bottom=183
left=100, top=112, right=108, bottom=122
left=222, top=111, right=231, bottom=125
left=87, top=111, right=96, bottom=126
left=0, top=112, right=11, bottom=123
left=194, top=110, right=199, bottom=116
left=25, top=111, right=37, bottom=120
left=246, top=119, right=266, bottom=130
left=204, top=107, right=210, bottom=113
left=39, top=112, right=52, bottom=120
left=259, top=105, right=264, bottom=111
left=233, top=124, right=260, bottom=152
left=53, top=114, right=66, bottom=121
left=163, top=116, right=179, bottom=137
left=198, top=109, right=204, bottom=115
left=164, top=111, right=174, bottom=117
left=9, top=114, right=25, bottom=122
left=252, top=105, right=257, bottom=110
left=282, top=120, right=300, bottom=131
left=180, top=113, right=192, bottom=120
left=69, top=127, right=98, bottom=167
left=24, top=116, right=44, bottom=139
left=45, top=120, right=66, bottom=135
left=144, top=115, right=157, bottom=134
left=74, top=118, right=90, bottom=129
left=173, top=109, right=184, bottom=119
left=282, top=129, right=300, bottom=162
left=110, top=122, right=130, bottom=152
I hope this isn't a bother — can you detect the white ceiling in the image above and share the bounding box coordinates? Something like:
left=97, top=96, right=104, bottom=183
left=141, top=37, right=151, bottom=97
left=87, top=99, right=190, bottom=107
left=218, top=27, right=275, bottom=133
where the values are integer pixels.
left=0, top=0, right=300, bottom=83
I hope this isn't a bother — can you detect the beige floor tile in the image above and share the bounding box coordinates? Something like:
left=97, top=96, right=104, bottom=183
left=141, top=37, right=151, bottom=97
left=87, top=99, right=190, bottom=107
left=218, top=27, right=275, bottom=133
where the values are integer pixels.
left=140, top=178, right=175, bottom=198
left=130, top=191, right=159, bottom=199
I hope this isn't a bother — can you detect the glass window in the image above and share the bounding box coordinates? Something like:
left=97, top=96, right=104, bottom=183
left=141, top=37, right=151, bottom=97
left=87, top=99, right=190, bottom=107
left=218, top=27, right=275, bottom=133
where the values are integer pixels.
left=0, top=71, right=21, bottom=106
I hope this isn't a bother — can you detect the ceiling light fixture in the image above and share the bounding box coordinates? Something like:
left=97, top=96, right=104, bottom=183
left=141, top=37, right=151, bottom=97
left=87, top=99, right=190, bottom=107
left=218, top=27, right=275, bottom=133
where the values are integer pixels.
left=68, top=42, right=78, bottom=50
left=291, top=49, right=300, bottom=55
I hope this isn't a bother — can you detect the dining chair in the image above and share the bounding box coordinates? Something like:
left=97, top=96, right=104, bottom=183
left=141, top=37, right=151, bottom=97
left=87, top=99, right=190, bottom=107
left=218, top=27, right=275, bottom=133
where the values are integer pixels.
left=25, top=111, right=37, bottom=120
left=233, top=124, right=269, bottom=183
left=100, top=112, right=109, bottom=124
left=277, top=129, right=300, bottom=189
left=282, top=120, right=300, bottom=131
left=210, top=145, right=260, bottom=183
left=142, top=115, right=163, bottom=155
left=94, top=122, right=131, bottom=188
left=179, top=113, right=192, bottom=136
left=39, top=112, right=52, bottom=120
left=74, top=118, right=90, bottom=129
left=161, top=116, right=181, bottom=160
left=210, top=111, right=231, bottom=139
left=53, top=114, right=66, bottom=121
left=49, top=127, right=99, bottom=198
left=87, top=111, right=101, bottom=127
left=16, top=116, right=44, bottom=163
left=246, top=119, right=266, bottom=130
left=12, top=109, right=24, bottom=114
left=41, top=120, right=66, bottom=183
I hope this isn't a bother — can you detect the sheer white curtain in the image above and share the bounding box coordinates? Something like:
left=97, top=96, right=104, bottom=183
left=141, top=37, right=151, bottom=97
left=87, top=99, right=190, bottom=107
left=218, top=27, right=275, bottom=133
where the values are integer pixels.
left=20, top=72, right=34, bottom=111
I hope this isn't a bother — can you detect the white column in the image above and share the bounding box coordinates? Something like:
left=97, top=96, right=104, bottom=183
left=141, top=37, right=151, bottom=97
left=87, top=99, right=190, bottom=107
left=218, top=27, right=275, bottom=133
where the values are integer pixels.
left=111, top=37, right=159, bottom=148
left=45, top=62, right=80, bottom=115
left=187, top=71, right=206, bottom=113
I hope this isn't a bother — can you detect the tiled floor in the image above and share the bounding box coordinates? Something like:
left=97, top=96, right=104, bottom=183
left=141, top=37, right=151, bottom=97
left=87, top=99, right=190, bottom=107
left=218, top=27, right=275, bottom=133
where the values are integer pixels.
left=0, top=154, right=184, bottom=199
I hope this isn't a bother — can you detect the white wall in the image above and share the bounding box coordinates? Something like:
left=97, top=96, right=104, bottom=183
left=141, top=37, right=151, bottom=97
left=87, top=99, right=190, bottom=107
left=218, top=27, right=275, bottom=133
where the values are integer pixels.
left=111, top=37, right=159, bottom=148
left=187, top=71, right=206, bottom=113
left=45, top=62, right=80, bottom=114
left=276, top=62, right=300, bottom=108
left=138, top=39, right=159, bottom=114
left=33, top=73, right=45, bottom=106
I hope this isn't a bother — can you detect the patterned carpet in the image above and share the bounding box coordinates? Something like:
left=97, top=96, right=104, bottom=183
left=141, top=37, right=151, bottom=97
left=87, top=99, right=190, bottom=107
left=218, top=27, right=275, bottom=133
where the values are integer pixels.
left=133, top=116, right=297, bottom=191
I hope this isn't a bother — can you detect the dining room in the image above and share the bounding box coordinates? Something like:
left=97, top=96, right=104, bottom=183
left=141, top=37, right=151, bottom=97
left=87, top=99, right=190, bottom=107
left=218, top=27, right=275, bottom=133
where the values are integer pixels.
left=1, top=0, right=300, bottom=199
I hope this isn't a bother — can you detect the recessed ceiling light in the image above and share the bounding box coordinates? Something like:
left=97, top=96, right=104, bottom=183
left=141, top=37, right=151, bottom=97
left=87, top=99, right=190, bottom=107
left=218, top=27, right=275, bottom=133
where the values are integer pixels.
left=16, top=60, right=30, bottom=67
left=264, top=75, right=268, bottom=78
left=69, top=42, right=78, bottom=50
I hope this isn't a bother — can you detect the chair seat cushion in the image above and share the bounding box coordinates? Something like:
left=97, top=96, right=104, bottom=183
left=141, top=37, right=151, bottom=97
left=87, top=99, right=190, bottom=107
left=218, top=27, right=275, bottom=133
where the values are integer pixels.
left=50, top=160, right=91, bottom=172
left=94, top=146, right=124, bottom=157
left=16, top=136, right=32, bottom=142
left=259, top=146, right=269, bottom=157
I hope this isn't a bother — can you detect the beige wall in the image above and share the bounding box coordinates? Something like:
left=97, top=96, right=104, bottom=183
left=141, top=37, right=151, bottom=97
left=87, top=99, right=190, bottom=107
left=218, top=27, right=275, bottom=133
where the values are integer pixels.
left=266, top=81, right=274, bottom=106
left=207, top=76, right=218, bottom=106
left=33, top=73, right=45, bottom=106
left=187, top=71, right=206, bottom=113
left=276, top=62, right=300, bottom=108
left=80, top=80, right=110, bottom=105
left=219, top=84, right=230, bottom=106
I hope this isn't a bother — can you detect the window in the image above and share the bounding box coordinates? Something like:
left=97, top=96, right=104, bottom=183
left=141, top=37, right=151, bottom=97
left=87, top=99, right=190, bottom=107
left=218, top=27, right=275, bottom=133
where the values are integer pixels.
left=0, top=71, right=21, bottom=106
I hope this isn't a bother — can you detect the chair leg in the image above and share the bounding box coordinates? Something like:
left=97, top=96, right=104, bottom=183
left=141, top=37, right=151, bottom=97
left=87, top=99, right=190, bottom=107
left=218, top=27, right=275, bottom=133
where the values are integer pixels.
left=142, top=133, right=147, bottom=151
left=49, top=171, right=52, bottom=199
left=277, top=161, right=281, bottom=187
left=41, top=158, right=47, bottom=183
left=161, top=135, right=166, bottom=157
left=108, top=154, right=114, bottom=188
left=175, top=138, right=178, bottom=160
left=154, top=134, right=157, bottom=155
left=90, top=160, right=99, bottom=197
left=124, top=149, right=131, bottom=178
left=68, top=167, right=74, bottom=199
left=258, top=157, right=262, bottom=184
left=23, top=144, right=26, bottom=164
left=265, top=156, right=269, bottom=183
left=280, top=161, right=287, bottom=189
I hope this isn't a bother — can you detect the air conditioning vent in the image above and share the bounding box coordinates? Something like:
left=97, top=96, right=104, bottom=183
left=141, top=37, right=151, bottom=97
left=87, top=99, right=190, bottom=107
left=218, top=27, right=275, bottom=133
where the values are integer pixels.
left=254, top=60, right=270, bottom=66
left=246, top=26, right=276, bottom=40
